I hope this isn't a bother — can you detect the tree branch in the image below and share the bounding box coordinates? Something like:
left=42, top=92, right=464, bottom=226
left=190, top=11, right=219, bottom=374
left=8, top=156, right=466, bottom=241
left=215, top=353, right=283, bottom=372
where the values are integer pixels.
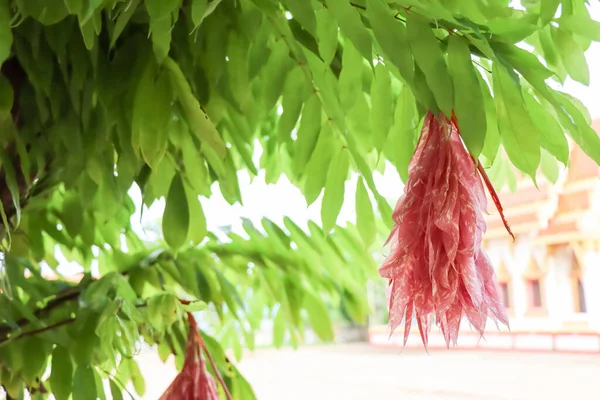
left=0, top=317, right=75, bottom=346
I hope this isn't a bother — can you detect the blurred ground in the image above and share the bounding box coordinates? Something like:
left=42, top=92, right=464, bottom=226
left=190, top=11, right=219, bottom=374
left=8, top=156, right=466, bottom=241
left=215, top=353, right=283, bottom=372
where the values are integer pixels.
left=138, top=344, right=600, bottom=399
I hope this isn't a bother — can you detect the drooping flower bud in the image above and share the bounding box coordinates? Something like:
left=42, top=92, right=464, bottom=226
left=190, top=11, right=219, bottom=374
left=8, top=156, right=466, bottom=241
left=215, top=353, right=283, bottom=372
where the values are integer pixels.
left=159, top=313, right=222, bottom=400
left=380, top=111, right=511, bottom=348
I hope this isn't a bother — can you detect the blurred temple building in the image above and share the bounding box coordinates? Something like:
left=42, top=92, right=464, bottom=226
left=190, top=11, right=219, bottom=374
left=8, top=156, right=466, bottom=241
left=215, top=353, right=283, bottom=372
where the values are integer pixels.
left=369, top=120, right=600, bottom=354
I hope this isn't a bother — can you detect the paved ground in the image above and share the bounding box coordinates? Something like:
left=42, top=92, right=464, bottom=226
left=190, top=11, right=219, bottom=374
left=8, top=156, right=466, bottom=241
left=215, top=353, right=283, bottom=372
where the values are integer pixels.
left=138, top=344, right=600, bottom=399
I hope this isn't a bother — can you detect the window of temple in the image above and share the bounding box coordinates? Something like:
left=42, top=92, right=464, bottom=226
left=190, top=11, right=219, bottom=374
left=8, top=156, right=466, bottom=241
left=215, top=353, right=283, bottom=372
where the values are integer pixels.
left=496, top=260, right=512, bottom=311
left=571, top=255, right=587, bottom=314
left=499, top=282, right=510, bottom=308
left=528, top=279, right=542, bottom=307
left=523, top=256, right=547, bottom=316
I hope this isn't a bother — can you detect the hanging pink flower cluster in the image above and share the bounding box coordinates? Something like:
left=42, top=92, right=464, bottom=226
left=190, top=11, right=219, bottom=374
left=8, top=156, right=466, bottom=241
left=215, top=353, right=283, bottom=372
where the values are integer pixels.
left=380, top=111, right=513, bottom=348
left=159, top=312, right=224, bottom=400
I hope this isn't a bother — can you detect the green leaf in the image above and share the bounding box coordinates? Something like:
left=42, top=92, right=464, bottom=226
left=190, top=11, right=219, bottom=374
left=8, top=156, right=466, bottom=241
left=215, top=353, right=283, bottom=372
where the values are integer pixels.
left=552, top=27, right=589, bottom=85
left=163, top=174, right=190, bottom=250
left=281, top=0, right=316, bottom=35
left=387, top=86, right=418, bottom=182
left=0, top=148, right=22, bottom=227
left=191, top=0, right=208, bottom=28
left=165, top=58, right=227, bottom=158
left=185, top=183, right=207, bottom=245
left=110, top=379, right=124, bottom=400
left=366, top=0, right=413, bottom=81
left=128, top=358, right=146, bottom=396
left=133, top=63, right=172, bottom=169
left=522, top=91, right=569, bottom=165
left=541, top=0, right=560, bottom=23
left=303, top=123, right=335, bottom=205
left=370, top=63, right=393, bottom=153
left=0, top=0, right=12, bottom=65
left=315, top=7, right=338, bottom=65
left=479, top=73, right=501, bottom=163
left=338, top=41, right=364, bottom=111
left=355, top=177, right=376, bottom=246
left=492, top=65, right=540, bottom=179
left=447, top=36, right=486, bottom=158
left=554, top=91, right=600, bottom=166
left=73, top=365, right=97, bottom=400
left=110, top=0, right=141, bottom=48
left=50, top=346, right=73, bottom=400
left=325, top=0, right=372, bottom=62
left=540, top=149, right=560, bottom=183
left=182, top=300, right=208, bottom=312
left=278, top=66, right=310, bottom=143
left=406, top=13, right=453, bottom=116
left=303, top=291, right=334, bottom=341
left=321, top=148, right=349, bottom=232
left=293, top=94, right=322, bottom=177
left=559, top=14, right=600, bottom=41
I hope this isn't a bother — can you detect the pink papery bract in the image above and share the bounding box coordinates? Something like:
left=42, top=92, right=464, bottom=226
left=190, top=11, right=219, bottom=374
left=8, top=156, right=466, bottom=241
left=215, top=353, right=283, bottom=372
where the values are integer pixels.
left=380, top=112, right=509, bottom=348
left=159, top=314, right=220, bottom=400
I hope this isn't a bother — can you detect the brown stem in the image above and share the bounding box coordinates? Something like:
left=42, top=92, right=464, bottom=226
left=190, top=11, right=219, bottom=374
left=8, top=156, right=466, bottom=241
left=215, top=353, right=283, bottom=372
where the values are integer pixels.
left=450, top=112, right=515, bottom=240
left=198, top=331, right=233, bottom=400
left=0, top=317, right=75, bottom=345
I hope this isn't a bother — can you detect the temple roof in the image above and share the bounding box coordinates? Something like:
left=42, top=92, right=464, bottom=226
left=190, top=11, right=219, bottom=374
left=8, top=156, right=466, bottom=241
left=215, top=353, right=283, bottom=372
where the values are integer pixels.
left=485, top=119, right=600, bottom=244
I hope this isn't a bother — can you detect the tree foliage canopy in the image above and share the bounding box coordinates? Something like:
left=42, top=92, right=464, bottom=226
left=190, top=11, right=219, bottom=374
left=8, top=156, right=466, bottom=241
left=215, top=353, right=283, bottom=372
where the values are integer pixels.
left=0, top=0, right=599, bottom=398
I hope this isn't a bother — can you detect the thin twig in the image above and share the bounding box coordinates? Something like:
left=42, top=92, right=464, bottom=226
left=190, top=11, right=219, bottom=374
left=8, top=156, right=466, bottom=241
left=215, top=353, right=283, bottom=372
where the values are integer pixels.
left=199, top=333, right=233, bottom=400
left=0, top=317, right=75, bottom=345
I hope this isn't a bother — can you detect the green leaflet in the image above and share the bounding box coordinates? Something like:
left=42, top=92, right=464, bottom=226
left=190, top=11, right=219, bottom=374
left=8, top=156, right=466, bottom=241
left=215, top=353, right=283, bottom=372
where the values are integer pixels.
left=555, top=91, right=600, bottom=166
left=191, top=0, right=208, bottom=28
left=540, top=149, right=560, bottom=184
left=539, top=26, right=567, bottom=81
left=109, top=379, right=124, bottom=400
left=492, top=65, right=540, bottom=180
left=305, top=51, right=346, bottom=132
left=110, top=0, right=141, bottom=48
left=146, top=0, right=179, bottom=61
left=321, top=147, right=349, bottom=232
left=0, top=0, right=12, bottom=65
left=293, top=94, right=323, bottom=178
left=370, top=63, right=393, bottom=153
left=478, top=73, right=501, bottom=163
left=522, top=91, right=569, bottom=165
left=406, top=13, right=454, bottom=116
left=132, top=63, right=172, bottom=169
left=0, top=148, right=22, bottom=227
left=325, top=0, right=372, bottom=62
left=147, top=292, right=179, bottom=330
left=128, top=358, right=146, bottom=396
left=303, top=123, right=336, bottom=206
left=366, top=0, right=414, bottom=81
left=281, top=0, right=316, bottom=35
left=164, top=58, right=227, bottom=159
left=303, top=291, right=334, bottom=341
left=278, top=66, right=310, bottom=143
left=163, top=174, right=190, bottom=250
left=559, top=14, right=600, bottom=41
left=541, top=0, right=561, bottom=23
left=315, top=6, right=338, bottom=65
left=185, top=182, right=207, bottom=245
left=355, top=177, right=375, bottom=247
left=448, top=36, right=486, bottom=158
left=338, top=41, right=364, bottom=111
left=552, top=27, right=589, bottom=85
left=387, top=86, right=418, bottom=182
left=72, top=365, right=97, bottom=400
